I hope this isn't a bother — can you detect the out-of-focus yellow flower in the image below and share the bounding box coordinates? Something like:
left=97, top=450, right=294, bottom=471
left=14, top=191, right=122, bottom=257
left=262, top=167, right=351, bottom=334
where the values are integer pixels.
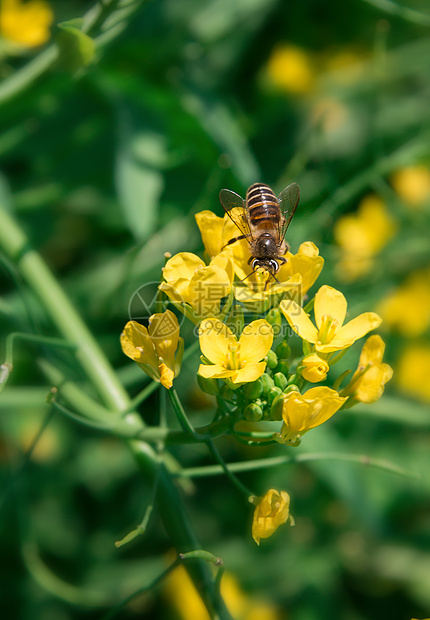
left=377, top=270, right=430, bottom=337
left=323, top=49, right=366, bottom=84
left=164, top=564, right=281, bottom=620
left=312, top=97, right=349, bottom=133
left=391, top=165, right=430, bottom=208
left=276, top=386, right=347, bottom=445
left=266, top=44, right=315, bottom=95
left=198, top=317, right=273, bottom=385
left=0, top=0, right=53, bottom=47
left=251, top=489, right=291, bottom=545
left=341, top=335, right=393, bottom=404
left=299, top=353, right=329, bottom=383
left=280, top=285, right=382, bottom=353
left=159, top=251, right=233, bottom=320
left=334, top=195, right=397, bottom=281
left=396, top=345, right=430, bottom=403
left=120, top=311, right=183, bottom=389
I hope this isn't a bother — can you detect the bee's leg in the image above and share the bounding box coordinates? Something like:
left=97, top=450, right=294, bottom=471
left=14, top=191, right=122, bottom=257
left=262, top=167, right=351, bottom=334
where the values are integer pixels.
left=278, top=256, right=287, bottom=265
left=222, top=234, right=250, bottom=250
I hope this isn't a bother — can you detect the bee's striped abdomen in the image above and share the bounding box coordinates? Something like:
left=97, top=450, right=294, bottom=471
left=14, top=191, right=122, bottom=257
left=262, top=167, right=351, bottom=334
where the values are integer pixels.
left=246, top=183, right=281, bottom=228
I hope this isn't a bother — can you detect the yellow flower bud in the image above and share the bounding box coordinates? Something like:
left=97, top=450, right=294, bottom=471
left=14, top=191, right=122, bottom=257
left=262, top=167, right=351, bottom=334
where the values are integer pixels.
left=251, top=489, right=291, bottom=545
left=300, top=353, right=329, bottom=382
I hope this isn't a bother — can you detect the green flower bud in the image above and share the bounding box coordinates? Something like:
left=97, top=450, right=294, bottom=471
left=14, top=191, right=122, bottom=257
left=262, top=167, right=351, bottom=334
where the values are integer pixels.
left=197, top=374, right=219, bottom=395
left=265, top=350, right=278, bottom=370
left=219, top=384, right=234, bottom=401
left=260, top=373, right=275, bottom=395
left=273, top=372, right=288, bottom=391
left=244, top=402, right=263, bottom=422
left=283, top=384, right=300, bottom=395
left=270, top=393, right=285, bottom=421
left=268, top=386, right=282, bottom=405
left=265, top=307, right=282, bottom=329
left=275, top=340, right=291, bottom=360
left=227, top=304, right=244, bottom=337
left=243, top=378, right=263, bottom=400
left=276, top=359, right=290, bottom=375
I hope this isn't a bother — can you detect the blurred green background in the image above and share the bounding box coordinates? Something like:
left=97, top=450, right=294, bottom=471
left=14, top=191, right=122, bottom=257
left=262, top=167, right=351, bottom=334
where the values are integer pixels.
left=1, top=0, right=430, bottom=619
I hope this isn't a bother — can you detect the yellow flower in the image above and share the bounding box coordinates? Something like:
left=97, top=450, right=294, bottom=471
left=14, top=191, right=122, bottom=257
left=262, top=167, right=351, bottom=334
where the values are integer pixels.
left=276, top=386, right=347, bottom=445
left=198, top=318, right=273, bottom=385
left=391, top=165, right=430, bottom=208
left=266, top=44, right=315, bottom=95
left=396, top=345, right=430, bottom=403
left=334, top=195, right=397, bottom=281
left=377, top=269, right=430, bottom=337
left=120, top=310, right=183, bottom=389
left=195, top=208, right=323, bottom=305
left=0, top=0, right=53, bottom=47
left=159, top=251, right=233, bottom=320
left=280, top=285, right=382, bottom=353
left=233, top=245, right=323, bottom=312
left=299, top=353, right=329, bottom=383
left=341, top=335, right=393, bottom=404
left=251, top=489, right=291, bottom=545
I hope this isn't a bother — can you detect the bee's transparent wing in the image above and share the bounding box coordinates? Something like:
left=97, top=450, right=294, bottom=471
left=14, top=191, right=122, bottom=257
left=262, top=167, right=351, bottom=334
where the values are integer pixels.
left=278, top=182, right=300, bottom=241
left=219, top=189, right=252, bottom=239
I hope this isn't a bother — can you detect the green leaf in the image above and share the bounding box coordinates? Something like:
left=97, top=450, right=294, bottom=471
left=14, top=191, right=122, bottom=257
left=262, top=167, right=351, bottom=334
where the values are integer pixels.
left=56, top=22, right=95, bottom=73
left=115, top=107, right=166, bottom=242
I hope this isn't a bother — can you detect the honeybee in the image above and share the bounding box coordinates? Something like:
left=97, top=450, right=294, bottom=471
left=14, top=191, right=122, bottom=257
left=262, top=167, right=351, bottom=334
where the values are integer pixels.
left=220, top=182, right=300, bottom=279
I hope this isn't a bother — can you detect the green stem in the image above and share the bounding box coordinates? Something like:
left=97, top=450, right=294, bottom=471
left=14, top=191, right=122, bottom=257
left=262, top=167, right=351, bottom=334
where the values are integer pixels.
left=176, top=452, right=416, bottom=479
left=0, top=204, right=232, bottom=620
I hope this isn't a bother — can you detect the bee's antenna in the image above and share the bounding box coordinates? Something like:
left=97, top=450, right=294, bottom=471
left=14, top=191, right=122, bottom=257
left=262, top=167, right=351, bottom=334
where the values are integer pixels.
left=240, top=268, right=258, bottom=283
left=264, top=272, right=280, bottom=291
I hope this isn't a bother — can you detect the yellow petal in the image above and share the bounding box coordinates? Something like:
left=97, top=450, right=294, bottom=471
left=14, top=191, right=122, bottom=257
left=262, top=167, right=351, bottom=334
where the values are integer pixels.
left=359, top=334, right=385, bottom=367
left=279, top=300, right=319, bottom=343
left=289, top=251, right=324, bottom=297
left=158, top=279, right=190, bottom=304
left=149, top=310, right=180, bottom=370
left=198, top=363, right=234, bottom=379
left=195, top=210, right=224, bottom=258
left=239, top=320, right=273, bottom=364
left=158, top=363, right=175, bottom=389
left=120, top=321, right=158, bottom=369
left=231, top=361, right=267, bottom=384
left=326, top=312, right=382, bottom=350
left=314, top=285, right=347, bottom=329
left=282, top=386, right=346, bottom=432
left=198, top=317, right=236, bottom=366
left=211, top=251, right=234, bottom=285
left=163, top=252, right=204, bottom=284
left=188, top=265, right=231, bottom=315
left=354, top=363, right=393, bottom=403
left=297, top=241, right=320, bottom=257
left=252, top=489, right=290, bottom=545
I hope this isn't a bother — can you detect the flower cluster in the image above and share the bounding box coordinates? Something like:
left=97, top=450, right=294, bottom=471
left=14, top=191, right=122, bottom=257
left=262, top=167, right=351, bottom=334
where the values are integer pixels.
left=120, top=187, right=393, bottom=543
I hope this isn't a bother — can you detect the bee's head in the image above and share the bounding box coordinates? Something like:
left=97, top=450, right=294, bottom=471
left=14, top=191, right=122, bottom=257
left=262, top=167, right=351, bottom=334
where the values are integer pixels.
left=251, top=258, right=280, bottom=275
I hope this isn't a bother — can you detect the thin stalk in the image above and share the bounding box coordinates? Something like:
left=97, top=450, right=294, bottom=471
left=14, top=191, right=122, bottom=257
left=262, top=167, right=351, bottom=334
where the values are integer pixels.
left=176, top=452, right=416, bottom=479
